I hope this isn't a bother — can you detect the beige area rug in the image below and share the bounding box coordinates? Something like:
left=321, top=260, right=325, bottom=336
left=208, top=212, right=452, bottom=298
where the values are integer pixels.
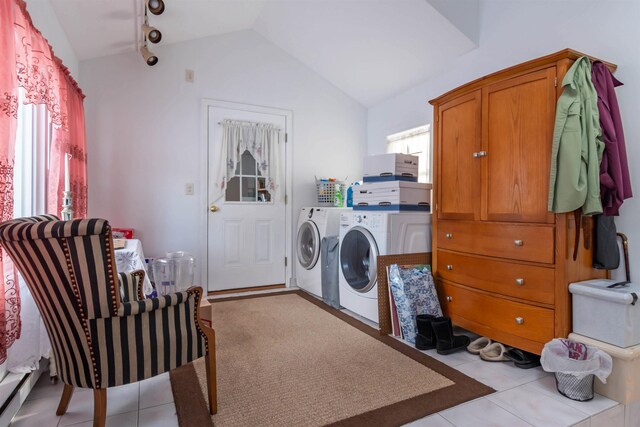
left=170, top=291, right=493, bottom=426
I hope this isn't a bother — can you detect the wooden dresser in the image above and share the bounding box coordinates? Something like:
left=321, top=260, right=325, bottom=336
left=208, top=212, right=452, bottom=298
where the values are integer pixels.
left=429, top=50, right=613, bottom=354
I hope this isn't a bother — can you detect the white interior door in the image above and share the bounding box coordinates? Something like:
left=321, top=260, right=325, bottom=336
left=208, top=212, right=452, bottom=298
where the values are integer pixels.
left=207, top=105, right=287, bottom=291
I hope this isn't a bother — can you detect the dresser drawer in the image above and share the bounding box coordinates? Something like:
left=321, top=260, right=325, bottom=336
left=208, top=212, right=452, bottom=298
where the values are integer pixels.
left=437, top=250, right=555, bottom=305
left=438, top=281, right=554, bottom=344
left=438, top=221, right=554, bottom=264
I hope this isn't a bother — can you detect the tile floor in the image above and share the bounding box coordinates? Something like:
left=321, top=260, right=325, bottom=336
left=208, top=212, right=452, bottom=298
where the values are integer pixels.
left=9, top=289, right=631, bottom=427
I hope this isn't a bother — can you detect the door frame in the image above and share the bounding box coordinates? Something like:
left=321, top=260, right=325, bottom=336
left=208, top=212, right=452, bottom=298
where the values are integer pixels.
left=200, top=99, right=294, bottom=291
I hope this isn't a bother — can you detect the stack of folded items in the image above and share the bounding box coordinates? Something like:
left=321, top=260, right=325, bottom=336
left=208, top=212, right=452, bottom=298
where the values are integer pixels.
left=354, top=153, right=431, bottom=212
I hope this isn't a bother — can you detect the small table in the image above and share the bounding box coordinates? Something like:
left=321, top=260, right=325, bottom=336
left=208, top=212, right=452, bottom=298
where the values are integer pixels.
left=114, top=239, right=153, bottom=295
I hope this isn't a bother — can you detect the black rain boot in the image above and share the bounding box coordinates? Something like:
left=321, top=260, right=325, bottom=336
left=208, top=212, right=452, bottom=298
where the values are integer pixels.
left=415, top=314, right=437, bottom=350
left=431, top=317, right=471, bottom=355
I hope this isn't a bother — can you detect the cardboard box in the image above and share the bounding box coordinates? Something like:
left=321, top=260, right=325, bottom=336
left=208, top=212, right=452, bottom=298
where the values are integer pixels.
left=363, top=153, right=419, bottom=181
left=353, top=181, right=431, bottom=212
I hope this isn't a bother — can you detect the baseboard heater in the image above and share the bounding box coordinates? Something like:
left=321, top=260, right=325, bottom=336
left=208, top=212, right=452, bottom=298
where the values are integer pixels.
left=0, top=364, right=44, bottom=427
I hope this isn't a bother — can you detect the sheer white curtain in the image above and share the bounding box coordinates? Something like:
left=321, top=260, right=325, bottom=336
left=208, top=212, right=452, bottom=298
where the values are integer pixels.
left=211, top=119, right=282, bottom=202
left=5, top=92, right=51, bottom=373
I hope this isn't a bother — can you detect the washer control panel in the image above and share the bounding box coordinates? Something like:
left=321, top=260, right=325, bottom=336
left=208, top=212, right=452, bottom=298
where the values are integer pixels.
left=340, top=212, right=384, bottom=231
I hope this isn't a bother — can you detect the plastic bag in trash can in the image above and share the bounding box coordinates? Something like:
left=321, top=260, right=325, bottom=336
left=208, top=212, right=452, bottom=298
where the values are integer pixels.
left=540, top=338, right=613, bottom=382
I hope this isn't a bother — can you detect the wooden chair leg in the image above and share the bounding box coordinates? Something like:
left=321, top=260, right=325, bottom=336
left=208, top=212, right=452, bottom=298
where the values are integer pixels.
left=93, top=389, right=107, bottom=427
left=204, top=328, right=218, bottom=415
left=56, top=384, right=74, bottom=415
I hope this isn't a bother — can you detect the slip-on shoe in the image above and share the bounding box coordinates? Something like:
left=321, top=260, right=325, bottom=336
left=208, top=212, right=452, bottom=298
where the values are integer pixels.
left=479, top=342, right=510, bottom=362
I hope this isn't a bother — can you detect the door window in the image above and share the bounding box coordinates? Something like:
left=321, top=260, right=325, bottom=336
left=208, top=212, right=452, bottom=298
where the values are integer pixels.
left=225, top=150, right=272, bottom=203
left=297, top=222, right=319, bottom=269
left=340, top=228, right=378, bottom=292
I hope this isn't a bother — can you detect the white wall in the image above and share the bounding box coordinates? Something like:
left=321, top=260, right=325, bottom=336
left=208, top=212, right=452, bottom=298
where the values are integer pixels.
left=79, top=30, right=366, bottom=283
left=368, top=0, right=640, bottom=279
left=24, top=0, right=79, bottom=79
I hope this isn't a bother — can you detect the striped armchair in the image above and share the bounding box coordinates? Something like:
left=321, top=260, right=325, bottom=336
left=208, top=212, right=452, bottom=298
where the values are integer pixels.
left=0, top=215, right=217, bottom=426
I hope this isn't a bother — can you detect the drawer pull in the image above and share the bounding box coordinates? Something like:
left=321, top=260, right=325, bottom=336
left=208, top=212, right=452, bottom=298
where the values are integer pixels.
left=446, top=265, right=454, bottom=270
left=515, top=317, right=524, bottom=325
left=514, top=239, right=524, bottom=247
left=445, top=233, right=453, bottom=239
left=446, top=296, right=453, bottom=302
left=515, top=278, right=525, bottom=286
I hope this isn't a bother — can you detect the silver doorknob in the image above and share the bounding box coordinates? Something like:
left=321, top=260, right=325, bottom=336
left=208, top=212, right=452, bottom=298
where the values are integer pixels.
left=445, top=233, right=453, bottom=239
left=446, top=296, right=453, bottom=302
left=446, top=265, right=454, bottom=270
left=514, top=239, right=523, bottom=247
left=515, top=278, right=525, bottom=286
left=209, top=204, right=219, bottom=213
left=515, top=317, right=524, bottom=325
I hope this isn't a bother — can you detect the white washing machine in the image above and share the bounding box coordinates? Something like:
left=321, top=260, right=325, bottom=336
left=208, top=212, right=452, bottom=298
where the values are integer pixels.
left=338, top=211, right=432, bottom=323
left=296, top=207, right=348, bottom=297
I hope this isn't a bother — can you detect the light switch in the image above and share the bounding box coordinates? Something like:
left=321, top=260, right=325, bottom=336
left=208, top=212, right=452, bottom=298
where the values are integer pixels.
left=185, top=69, right=194, bottom=83
left=185, top=183, right=194, bottom=195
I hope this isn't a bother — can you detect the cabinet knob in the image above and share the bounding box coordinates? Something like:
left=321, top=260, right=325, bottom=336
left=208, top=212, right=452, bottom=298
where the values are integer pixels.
left=515, top=317, right=524, bottom=325
left=445, top=233, right=453, bottom=239
left=446, top=265, right=454, bottom=270
left=477, top=151, right=488, bottom=157
left=514, top=239, right=524, bottom=247
left=515, top=278, right=525, bottom=286
left=446, top=296, right=453, bottom=302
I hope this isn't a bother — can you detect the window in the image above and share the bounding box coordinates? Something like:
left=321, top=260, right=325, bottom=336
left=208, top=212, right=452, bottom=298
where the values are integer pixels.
left=225, top=150, right=272, bottom=203
left=386, top=125, right=431, bottom=183
left=13, top=88, right=51, bottom=218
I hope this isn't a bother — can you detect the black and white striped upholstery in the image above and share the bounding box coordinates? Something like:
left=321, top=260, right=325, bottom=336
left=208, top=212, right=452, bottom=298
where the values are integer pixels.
left=0, top=216, right=208, bottom=390
left=118, top=270, right=145, bottom=302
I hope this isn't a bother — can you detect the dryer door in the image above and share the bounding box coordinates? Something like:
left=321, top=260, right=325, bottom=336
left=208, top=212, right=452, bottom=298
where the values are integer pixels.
left=297, top=221, right=320, bottom=270
left=340, top=226, right=379, bottom=293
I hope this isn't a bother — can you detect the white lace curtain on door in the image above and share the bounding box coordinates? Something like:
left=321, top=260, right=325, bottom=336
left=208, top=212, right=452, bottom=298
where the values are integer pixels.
left=211, top=119, right=282, bottom=202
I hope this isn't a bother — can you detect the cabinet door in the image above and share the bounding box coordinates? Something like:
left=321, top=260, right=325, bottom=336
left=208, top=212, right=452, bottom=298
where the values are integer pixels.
left=436, top=90, right=481, bottom=221
left=482, top=67, right=556, bottom=223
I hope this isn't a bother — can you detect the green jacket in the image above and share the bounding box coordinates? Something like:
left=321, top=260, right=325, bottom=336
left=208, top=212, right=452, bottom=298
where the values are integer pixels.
left=548, top=57, right=603, bottom=215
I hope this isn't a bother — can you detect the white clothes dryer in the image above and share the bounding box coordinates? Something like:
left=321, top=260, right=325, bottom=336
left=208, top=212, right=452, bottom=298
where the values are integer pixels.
left=338, top=211, right=432, bottom=323
left=296, top=207, right=348, bottom=297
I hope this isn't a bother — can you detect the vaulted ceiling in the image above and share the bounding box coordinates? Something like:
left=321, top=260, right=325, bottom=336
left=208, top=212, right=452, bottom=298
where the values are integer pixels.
left=47, top=0, right=478, bottom=106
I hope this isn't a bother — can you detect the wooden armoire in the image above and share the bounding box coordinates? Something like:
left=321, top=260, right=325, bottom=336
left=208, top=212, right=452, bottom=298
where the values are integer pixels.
left=429, top=49, right=614, bottom=355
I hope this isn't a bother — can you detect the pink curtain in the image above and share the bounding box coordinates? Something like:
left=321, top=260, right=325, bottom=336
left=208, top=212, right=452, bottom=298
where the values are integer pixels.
left=48, top=69, right=87, bottom=218
left=0, top=0, right=19, bottom=365
left=0, top=0, right=87, bottom=363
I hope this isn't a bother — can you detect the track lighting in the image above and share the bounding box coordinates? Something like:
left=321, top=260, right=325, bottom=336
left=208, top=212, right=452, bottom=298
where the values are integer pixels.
left=140, top=0, right=163, bottom=65
left=140, top=44, right=158, bottom=66
left=146, top=0, right=165, bottom=15
left=142, top=24, right=162, bottom=43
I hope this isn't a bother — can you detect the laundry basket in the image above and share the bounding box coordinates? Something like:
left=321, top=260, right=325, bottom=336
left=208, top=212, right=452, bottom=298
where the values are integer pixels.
left=316, top=178, right=346, bottom=207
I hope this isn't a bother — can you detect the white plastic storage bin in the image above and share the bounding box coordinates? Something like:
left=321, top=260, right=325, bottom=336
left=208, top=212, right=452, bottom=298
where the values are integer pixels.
left=353, top=181, right=431, bottom=211
left=569, top=332, right=640, bottom=404
left=363, top=153, right=419, bottom=182
left=569, top=279, right=640, bottom=348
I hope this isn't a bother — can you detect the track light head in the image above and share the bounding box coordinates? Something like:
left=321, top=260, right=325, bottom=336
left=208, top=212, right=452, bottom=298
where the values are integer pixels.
left=142, top=24, right=162, bottom=43
left=146, top=0, right=165, bottom=15
left=140, top=45, right=158, bottom=66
